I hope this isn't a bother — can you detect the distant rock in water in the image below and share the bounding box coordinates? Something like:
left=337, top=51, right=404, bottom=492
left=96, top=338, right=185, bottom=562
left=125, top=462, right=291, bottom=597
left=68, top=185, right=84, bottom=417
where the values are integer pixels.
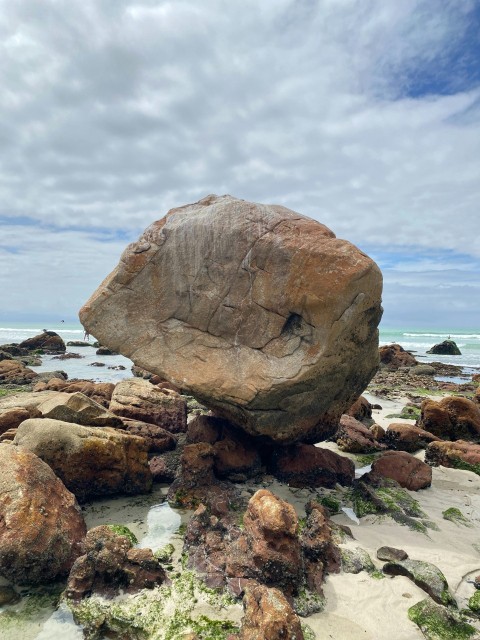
left=19, top=331, right=66, bottom=353
left=80, top=194, right=383, bottom=444
left=427, top=340, right=461, bottom=355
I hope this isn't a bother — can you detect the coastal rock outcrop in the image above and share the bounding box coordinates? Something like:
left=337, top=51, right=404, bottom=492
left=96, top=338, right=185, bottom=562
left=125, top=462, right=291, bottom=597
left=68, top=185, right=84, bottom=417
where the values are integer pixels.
left=109, top=378, right=187, bottom=434
left=418, top=396, right=480, bottom=441
left=80, top=194, right=382, bottom=444
left=0, top=360, right=38, bottom=385
left=427, top=340, right=462, bottom=355
left=19, top=330, right=66, bottom=353
left=13, top=418, right=152, bottom=501
left=379, top=344, right=417, bottom=369
left=65, top=525, right=165, bottom=600
left=37, top=391, right=122, bottom=427
left=425, top=440, right=480, bottom=474
left=384, top=423, right=441, bottom=452
left=33, top=378, right=115, bottom=407
left=371, top=450, right=432, bottom=491
left=335, top=415, right=386, bottom=453
left=0, top=443, right=86, bottom=584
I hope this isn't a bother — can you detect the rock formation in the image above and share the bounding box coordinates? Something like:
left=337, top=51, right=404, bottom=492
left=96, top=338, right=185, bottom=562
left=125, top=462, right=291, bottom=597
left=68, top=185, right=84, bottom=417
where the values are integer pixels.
left=0, top=444, right=86, bottom=584
left=80, top=195, right=382, bottom=444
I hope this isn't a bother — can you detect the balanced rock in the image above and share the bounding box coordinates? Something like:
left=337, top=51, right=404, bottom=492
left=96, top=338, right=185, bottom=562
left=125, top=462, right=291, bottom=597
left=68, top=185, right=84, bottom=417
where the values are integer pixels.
left=0, top=443, right=86, bottom=584
left=13, top=418, right=152, bottom=501
left=80, top=195, right=382, bottom=444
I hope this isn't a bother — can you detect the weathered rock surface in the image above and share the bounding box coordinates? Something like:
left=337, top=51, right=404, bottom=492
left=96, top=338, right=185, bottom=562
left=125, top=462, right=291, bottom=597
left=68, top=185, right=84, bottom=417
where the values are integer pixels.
left=384, top=423, right=440, bottom=452
left=0, top=407, right=35, bottom=434
left=376, top=546, right=408, bottom=562
left=335, top=415, right=386, bottom=453
left=427, top=340, right=461, bottom=355
left=346, top=395, right=372, bottom=422
left=13, top=418, right=152, bottom=501
left=37, top=391, right=122, bottom=427
left=371, top=450, right=432, bottom=491
left=19, top=331, right=66, bottom=353
left=120, top=417, right=177, bottom=453
left=383, top=558, right=455, bottom=606
left=238, top=582, right=304, bottom=640
left=0, top=443, right=86, bottom=584
left=0, top=360, right=38, bottom=385
left=426, top=440, right=480, bottom=474
left=419, top=396, right=480, bottom=441
left=65, top=525, right=165, bottom=600
left=109, top=378, right=187, bottom=433
left=80, top=194, right=382, bottom=444
left=33, top=378, right=115, bottom=407
left=269, top=443, right=355, bottom=488
left=379, top=343, right=417, bottom=369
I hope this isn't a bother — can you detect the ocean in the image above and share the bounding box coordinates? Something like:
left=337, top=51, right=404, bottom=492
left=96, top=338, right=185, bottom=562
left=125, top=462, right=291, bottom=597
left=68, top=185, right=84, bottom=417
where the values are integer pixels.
left=1, top=322, right=479, bottom=382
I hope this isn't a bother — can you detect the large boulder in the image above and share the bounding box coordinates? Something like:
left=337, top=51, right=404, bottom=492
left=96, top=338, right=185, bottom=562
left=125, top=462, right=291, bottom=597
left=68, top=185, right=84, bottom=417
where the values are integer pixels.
left=0, top=443, right=86, bottom=584
left=13, top=419, right=152, bottom=501
left=418, top=396, right=480, bottom=441
left=371, top=451, right=432, bottom=491
left=109, top=378, right=187, bottom=433
left=19, top=330, right=66, bottom=353
left=80, top=194, right=382, bottom=444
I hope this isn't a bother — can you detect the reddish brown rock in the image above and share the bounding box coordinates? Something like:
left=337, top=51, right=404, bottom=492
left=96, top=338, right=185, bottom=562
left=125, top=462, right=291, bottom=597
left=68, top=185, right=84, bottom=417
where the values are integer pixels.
left=239, top=582, right=304, bottom=640
left=474, top=385, right=480, bottom=406
left=425, top=439, right=480, bottom=472
left=226, top=490, right=302, bottom=594
left=213, top=435, right=261, bottom=481
left=0, top=443, right=86, bottom=584
left=269, top=443, right=355, bottom=488
left=13, top=418, right=152, bottom=502
left=167, top=443, right=240, bottom=514
left=186, top=414, right=225, bottom=444
left=300, top=501, right=341, bottom=593
left=32, top=379, right=115, bottom=407
left=346, top=396, right=372, bottom=422
left=0, top=407, right=31, bottom=434
left=371, top=451, right=432, bottom=490
left=379, top=344, right=417, bottom=369
left=419, top=396, right=480, bottom=441
left=80, top=195, right=382, bottom=445
left=0, top=360, right=38, bottom=385
left=384, top=423, right=441, bottom=452
left=120, top=418, right=177, bottom=453
left=336, top=415, right=386, bottom=453
left=19, top=331, right=66, bottom=353
left=109, top=378, right=187, bottom=433
left=65, top=525, right=165, bottom=600
left=149, top=454, right=177, bottom=483
left=370, top=423, right=386, bottom=440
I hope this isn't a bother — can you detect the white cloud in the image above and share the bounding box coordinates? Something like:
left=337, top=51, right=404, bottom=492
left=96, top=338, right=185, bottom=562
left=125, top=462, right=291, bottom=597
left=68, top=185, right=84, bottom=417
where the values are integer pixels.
left=0, top=0, right=479, bottom=322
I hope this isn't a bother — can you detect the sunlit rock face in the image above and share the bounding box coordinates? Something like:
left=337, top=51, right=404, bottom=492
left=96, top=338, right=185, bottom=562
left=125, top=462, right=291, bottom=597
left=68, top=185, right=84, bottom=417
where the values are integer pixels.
left=80, top=195, right=382, bottom=443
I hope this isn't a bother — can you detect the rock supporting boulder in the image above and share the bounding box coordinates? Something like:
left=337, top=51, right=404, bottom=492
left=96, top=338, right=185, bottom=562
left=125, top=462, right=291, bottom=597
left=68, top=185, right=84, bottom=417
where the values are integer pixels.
left=0, top=443, right=86, bottom=584
left=80, top=194, right=382, bottom=444
left=13, top=418, right=152, bottom=501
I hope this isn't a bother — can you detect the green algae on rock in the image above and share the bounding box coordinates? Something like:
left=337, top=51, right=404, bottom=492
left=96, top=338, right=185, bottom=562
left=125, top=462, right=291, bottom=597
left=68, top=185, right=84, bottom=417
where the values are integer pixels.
left=469, top=590, right=480, bottom=615
left=107, top=524, right=138, bottom=545
left=442, top=508, right=471, bottom=527
left=341, top=547, right=376, bottom=574
left=408, top=598, right=478, bottom=640
left=383, top=559, right=455, bottom=606
left=66, top=569, right=240, bottom=640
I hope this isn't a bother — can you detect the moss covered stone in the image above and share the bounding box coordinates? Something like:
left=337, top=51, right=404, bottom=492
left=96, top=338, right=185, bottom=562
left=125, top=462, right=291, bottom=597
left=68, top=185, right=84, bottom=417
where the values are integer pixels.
left=341, top=547, right=375, bottom=574
left=408, top=598, right=477, bottom=640
left=383, top=559, right=455, bottom=606
left=442, top=508, right=471, bottom=527
left=106, top=524, right=138, bottom=545
left=468, top=590, right=480, bottom=615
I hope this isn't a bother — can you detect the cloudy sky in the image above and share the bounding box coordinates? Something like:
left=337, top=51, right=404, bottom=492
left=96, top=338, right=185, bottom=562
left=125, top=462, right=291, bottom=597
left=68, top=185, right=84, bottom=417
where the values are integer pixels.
left=1, top=0, right=479, bottom=329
